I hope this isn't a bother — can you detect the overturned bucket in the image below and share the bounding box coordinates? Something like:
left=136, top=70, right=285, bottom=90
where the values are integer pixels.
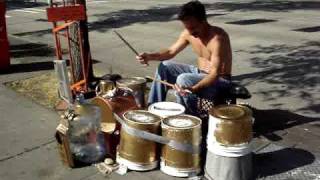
left=205, top=104, right=253, bottom=180
left=117, top=110, right=161, bottom=171
left=161, top=115, right=202, bottom=177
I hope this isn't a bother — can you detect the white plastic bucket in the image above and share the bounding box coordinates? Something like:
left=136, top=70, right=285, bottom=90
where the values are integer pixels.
left=148, top=101, right=185, bottom=118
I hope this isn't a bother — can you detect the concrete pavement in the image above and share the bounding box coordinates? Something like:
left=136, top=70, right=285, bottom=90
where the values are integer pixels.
left=1, top=0, right=320, bottom=179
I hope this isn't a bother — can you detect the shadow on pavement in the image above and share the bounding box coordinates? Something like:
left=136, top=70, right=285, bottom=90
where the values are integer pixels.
left=89, top=5, right=225, bottom=32
left=226, top=18, right=277, bottom=25
left=209, top=0, right=320, bottom=12
left=89, top=0, right=320, bottom=33
left=6, top=0, right=48, bottom=10
left=13, top=29, right=52, bottom=38
left=254, top=148, right=315, bottom=178
left=0, top=62, right=54, bottom=74
left=252, top=108, right=319, bottom=140
left=10, top=42, right=55, bottom=58
left=293, top=26, right=320, bottom=33
left=233, top=41, right=320, bottom=114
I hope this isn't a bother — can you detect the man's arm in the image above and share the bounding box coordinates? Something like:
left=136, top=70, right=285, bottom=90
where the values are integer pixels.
left=136, top=31, right=189, bottom=65
left=191, top=36, right=225, bottom=93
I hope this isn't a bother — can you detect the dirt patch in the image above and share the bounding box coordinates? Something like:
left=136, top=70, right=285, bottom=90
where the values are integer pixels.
left=4, top=69, right=108, bottom=109
left=5, top=72, right=60, bottom=109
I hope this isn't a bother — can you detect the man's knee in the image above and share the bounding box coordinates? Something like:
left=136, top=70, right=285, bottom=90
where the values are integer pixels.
left=176, top=73, right=194, bottom=87
left=158, top=61, right=175, bottom=70
left=157, top=61, right=170, bottom=74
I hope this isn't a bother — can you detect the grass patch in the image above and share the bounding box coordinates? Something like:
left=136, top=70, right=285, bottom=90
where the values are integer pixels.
left=5, top=72, right=59, bottom=109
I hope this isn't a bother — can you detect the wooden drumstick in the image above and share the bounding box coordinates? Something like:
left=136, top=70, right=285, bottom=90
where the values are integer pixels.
left=114, top=30, right=139, bottom=56
left=145, top=76, right=174, bottom=88
left=145, top=76, right=192, bottom=94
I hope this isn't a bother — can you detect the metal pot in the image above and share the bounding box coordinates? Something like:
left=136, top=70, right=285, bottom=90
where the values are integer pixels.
left=116, top=77, right=146, bottom=108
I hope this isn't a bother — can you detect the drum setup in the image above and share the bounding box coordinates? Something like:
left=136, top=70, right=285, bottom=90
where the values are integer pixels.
left=68, top=76, right=254, bottom=179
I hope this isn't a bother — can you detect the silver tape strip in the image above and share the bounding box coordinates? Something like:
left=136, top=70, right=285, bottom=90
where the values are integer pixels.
left=113, top=113, right=200, bottom=154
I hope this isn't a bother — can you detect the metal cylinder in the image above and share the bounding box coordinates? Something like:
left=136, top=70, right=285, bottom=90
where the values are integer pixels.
left=161, top=115, right=202, bottom=177
left=96, top=80, right=114, bottom=96
left=117, top=110, right=161, bottom=171
left=205, top=151, right=253, bottom=180
left=116, top=77, right=146, bottom=108
left=205, top=104, right=253, bottom=180
left=208, top=104, right=253, bottom=146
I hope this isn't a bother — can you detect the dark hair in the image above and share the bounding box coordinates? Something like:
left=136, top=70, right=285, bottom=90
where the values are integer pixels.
left=178, top=1, right=206, bottom=21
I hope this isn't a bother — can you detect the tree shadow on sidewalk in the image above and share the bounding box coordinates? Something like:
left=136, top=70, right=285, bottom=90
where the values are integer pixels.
left=89, top=4, right=225, bottom=33
left=233, top=41, right=320, bottom=115
left=252, top=107, right=319, bottom=140
left=0, top=62, right=54, bottom=74
left=10, top=43, right=55, bottom=58
left=6, top=0, right=48, bottom=10
left=208, top=0, right=320, bottom=12
left=254, top=147, right=316, bottom=178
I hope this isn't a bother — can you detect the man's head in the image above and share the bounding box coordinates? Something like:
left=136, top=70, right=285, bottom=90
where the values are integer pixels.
left=178, top=1, right=208, bottom=38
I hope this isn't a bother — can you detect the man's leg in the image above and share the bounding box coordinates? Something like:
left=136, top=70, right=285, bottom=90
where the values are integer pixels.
left=197, top=77, right=231, bottom=101
left=175, top=73, right=231, bottom=115
left=175, top=73, right=205, bottom=115
left=148, top=61, right=198, bottom=105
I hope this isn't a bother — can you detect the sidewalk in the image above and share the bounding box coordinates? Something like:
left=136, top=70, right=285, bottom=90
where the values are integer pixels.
left=1, top=35, right=319, bottom=180
left=2, top=0, right=320, bottom=179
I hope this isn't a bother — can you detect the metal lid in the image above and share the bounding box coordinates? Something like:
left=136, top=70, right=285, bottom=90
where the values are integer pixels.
left=162, top=115, right=201, bottom=129
left=124, top=110, right=161, bottom=124
left=210, top=105, right=246, bottom=120
left=116, top=77, right=146, bottom=86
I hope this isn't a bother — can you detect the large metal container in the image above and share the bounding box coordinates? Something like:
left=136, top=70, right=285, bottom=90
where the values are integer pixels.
left=205, top=104, right=253, bottom=180
left=161, top=115, right=202, bottom=177
left=95, top=79, right=114, bottom=96
left=117, top=110, right=161, bottom=171
left=208, top=104, right=253, bottom=147
left=205, top=150, right=253, bottom=180
left=116, top=77, right=146, bottom=108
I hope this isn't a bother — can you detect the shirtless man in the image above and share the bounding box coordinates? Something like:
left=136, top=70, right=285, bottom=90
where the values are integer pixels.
left=136, top=1, right=232, bottom=115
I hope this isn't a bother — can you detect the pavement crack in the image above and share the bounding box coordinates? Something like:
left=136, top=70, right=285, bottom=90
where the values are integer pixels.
left=0, top=139, right=56, bottom=162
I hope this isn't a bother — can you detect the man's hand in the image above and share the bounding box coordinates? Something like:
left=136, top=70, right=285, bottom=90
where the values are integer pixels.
left=136, top=53, right=150, bottom=66
left=174, top=84, right=193, bottom=96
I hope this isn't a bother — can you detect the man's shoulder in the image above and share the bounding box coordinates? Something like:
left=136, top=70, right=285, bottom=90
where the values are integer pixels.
left=211, top=26, right=229, bottom=39
left=207, top=26, right=230, bottom=50
left=180, top=29, right=191, bottom=38
left=209, top=26, right=229, bottom=45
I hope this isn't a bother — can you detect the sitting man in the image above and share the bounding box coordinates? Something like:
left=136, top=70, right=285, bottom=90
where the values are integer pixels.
left=136, top=0, right=232, bottom=115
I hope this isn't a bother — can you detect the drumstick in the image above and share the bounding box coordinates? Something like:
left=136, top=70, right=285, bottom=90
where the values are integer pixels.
left=145, top=76, right=174, bottom=88
left=113, top=30, right=139, bottom=56
left=145, top=76, right=192, bottom=94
